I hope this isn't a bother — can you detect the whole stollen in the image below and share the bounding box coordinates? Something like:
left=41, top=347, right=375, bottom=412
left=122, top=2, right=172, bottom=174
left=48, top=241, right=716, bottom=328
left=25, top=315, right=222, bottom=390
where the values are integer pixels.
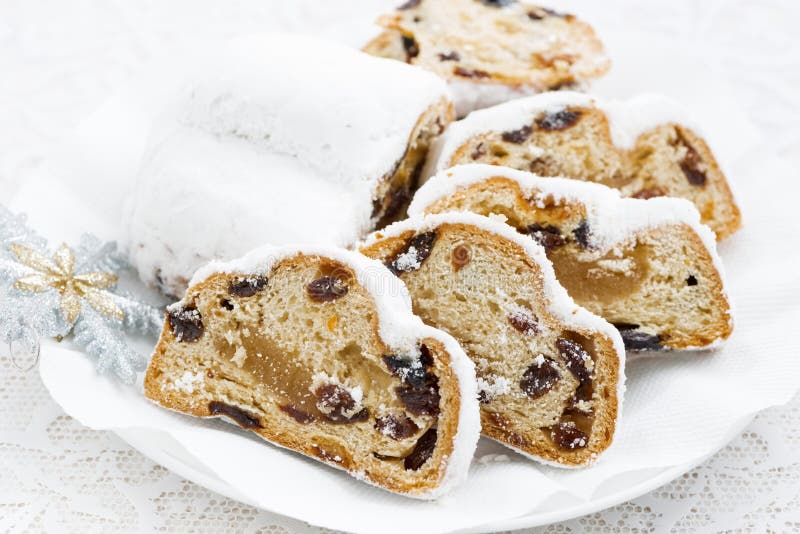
left=360, top=211, right=626, bottom=467
left=364, top=0, right=610, bottom=117
left=144, top=244, right=481, bottom=499
left=409, top=164, right=733, bottom=351
left=125, top=32, right=453, bottom=297
left=423, top=91, right=742, bottom=239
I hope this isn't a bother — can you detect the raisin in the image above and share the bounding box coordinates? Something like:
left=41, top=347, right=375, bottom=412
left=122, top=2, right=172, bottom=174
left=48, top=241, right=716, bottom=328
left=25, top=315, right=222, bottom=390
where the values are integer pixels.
left=525, top=223, right=566, bottom=250
left=307, top=275, right=349, bottom=302
left=167, top=305, right=204, bottom=342
left=397, top=0, right=421, bottom=9
left=536, top=109, right=582, bottom=131
left=418, top=344, right=434, bottom=367
left=220, top=298, right=234, bottom=311
left=616, top=326, right=664, bottom=351
left=279, top=404, right=315, bottom=424
left=556, top=338, right=592, bottom=386
left=315, top=384, right=369, bottom=423
left=438, top=50, right=460, bottom=61
left=508, top=308, right=539, bottom=335
left=375, top=414, right=420, bottom=440
left=501, top=125, right=533, bottom=144
left=550, top=422, right=588, bottom=450
left=686, top=275, right=698, bottom=286
left=573, top=220, right=592, bottom=249
left=397, top=381, right=440, bottom=416
left=386, top=231, right=437, bottom=275
left=404, top=428, right=437, bottom=470
left=678, top=135, right=707, bottom=186
left=388, top=348, right=440, bottom=416
left=632, top=187, right=666, bottom=200
left=228, top=275, right=268, bottom=298
left=454, top=66, right=491, bottom=79
left=385, top=357, right=431, bottom=388
left=451, top=244, right=471, bottom=271
left=520, top=358, right=560, bottom=399
left=383, top=347, right=437, bottom=395
left=402, top=35, right=419, bottom=60
left=208, top=401, right=261, bottom=429
left=471, top=142, right=486, bottom=160
left=480, top=0, right=516, bottom=6
left=478, top=390, right=490, bottom=404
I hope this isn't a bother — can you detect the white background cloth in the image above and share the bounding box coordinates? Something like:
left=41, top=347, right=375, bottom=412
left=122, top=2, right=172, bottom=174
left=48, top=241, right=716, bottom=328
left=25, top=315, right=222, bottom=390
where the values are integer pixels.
left=1, top=0, right=799, bottom=532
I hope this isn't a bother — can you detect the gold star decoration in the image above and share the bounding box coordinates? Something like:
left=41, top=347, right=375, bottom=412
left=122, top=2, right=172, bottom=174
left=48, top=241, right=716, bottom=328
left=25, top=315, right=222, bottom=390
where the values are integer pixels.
left=11, top=242, right=124, bottom=324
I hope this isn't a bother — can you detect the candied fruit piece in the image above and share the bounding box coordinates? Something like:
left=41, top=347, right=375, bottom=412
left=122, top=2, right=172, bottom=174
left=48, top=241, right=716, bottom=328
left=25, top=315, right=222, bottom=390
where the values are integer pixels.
left=520, top=357, right=561, bottom=399
left=208, top=401, right=261, bottom=429
left=307, top=275, right=349, bottom=302
left=167, top=304, right=204, bottom=342
left=404, top=428, right=437, bottom=470
left=451, top=244, right=472, bottom=271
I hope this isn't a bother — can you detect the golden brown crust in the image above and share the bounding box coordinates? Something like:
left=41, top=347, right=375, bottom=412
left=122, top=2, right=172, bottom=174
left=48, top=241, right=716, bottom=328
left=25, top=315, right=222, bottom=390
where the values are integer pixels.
left=446, top=107, right=741, bottom=240
left=360, top=222, right=621, bottom=466
left=144, top=253, right=466, bottom=496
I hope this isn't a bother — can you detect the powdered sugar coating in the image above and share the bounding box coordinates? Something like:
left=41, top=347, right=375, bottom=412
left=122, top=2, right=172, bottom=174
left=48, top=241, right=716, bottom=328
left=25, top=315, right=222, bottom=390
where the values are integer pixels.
left=362, top=210, right=626, bottom=458
left=188, top=244, right=479, bottom=499
left=411, top=164, right=723, bottom=271
left=447, top=80, right=540, bottom=118
left=423, top=91, right=712, bottom=180
left=126, top=32, right=449, bottom=296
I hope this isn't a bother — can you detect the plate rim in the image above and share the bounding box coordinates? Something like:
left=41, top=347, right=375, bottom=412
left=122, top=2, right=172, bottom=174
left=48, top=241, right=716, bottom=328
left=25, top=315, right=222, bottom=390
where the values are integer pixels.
left=115, top=413, right=755, bottom=533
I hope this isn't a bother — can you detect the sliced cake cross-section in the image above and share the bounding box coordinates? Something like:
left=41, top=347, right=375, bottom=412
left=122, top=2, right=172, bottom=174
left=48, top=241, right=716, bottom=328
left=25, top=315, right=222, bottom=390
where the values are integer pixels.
left=424, top=92, right=741, bottom=239
left=409, top=164, right=733, bottom=350
left=360, top=212, right=625, bottom=466
left=144, top=245, right=480, bottom=499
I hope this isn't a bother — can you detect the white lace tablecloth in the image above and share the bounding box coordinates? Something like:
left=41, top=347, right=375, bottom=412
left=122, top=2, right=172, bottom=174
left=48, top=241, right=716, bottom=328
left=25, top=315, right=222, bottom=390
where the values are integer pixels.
left=2, top=0, right=799, bottom=531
